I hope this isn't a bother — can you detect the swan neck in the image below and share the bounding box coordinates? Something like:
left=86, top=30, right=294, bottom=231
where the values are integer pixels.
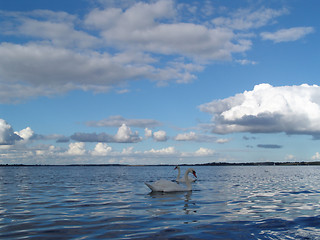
left=176, top=167, right=181, bottom=180
left=184, top=169, right=192, bottom=190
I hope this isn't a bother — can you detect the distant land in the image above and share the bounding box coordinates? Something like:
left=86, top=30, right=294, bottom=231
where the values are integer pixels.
left=2, top=161, right=320, bottom=166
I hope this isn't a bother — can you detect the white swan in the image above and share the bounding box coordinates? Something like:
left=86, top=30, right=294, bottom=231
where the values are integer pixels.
left=145, top=168, right=197, bottom=192
left=175, top=166, right=196, bottom=183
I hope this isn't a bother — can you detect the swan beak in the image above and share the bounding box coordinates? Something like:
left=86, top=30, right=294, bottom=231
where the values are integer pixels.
left=174, top=166, right=177, bottom=169
left=193, top=171, right=197, bottom=178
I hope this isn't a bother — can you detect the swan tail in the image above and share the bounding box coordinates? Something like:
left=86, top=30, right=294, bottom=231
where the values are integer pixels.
left=145, top=182, right=155, bottom=192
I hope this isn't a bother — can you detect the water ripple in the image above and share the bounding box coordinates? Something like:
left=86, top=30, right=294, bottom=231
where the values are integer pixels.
left=1, top=166, right=320, bottom=239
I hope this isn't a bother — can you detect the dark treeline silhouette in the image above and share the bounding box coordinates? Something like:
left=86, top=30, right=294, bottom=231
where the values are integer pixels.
left=1, top=161, right=320, bottom=167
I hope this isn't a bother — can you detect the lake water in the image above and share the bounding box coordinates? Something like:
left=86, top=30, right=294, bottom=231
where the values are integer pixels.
left=1, top=165, right=320, bottom=239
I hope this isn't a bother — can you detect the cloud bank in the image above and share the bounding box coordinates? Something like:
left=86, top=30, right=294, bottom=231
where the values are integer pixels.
left=199, top=84, right=320, bottom=138
left=174, top=131, right=222, bottom=143
left=86, top=115, right=161, bottom=128
left=0, top=0, right=308, bottom=103
left=71, top=124, right=142, bottom=143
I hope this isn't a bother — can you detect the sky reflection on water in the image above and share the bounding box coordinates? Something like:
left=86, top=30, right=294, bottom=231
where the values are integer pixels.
left=1, top=165, right=320, bottom=239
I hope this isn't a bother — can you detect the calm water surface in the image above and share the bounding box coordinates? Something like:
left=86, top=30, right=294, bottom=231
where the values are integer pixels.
left=1, top=165, right=320, bottom=239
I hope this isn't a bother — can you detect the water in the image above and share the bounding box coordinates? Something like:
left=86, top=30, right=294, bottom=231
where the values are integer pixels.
left=1, top=165, right=320, bottom=239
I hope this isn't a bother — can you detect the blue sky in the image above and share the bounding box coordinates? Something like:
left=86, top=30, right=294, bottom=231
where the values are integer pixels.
left=0, top=0, right=319, bottom=165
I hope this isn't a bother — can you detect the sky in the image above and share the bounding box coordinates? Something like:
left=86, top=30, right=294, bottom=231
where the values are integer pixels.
left=0, top=0, right=320, bottom=165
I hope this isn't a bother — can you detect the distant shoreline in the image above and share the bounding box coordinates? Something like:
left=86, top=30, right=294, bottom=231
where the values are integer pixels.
left=1, top=161, right=320, bottom=167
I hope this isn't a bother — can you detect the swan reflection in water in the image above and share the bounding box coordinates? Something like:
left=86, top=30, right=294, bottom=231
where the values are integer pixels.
left=147, top=191, right=197, bottom=217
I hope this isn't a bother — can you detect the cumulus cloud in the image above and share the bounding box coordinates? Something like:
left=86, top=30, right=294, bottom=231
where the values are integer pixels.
left=121, top=146, right=134, bottom=155
left=261, top=27, right=314, bottom=43
left=86, top=115, right=161, bottom=128
left=36, top=145, right=56, bottom=156
left=144, top=128, right=153, bottom=138
left=91, top=143, right=112, bottom=156
left=0, top=119, right=22, bottom=145
left=15, top=127, right=34, bottom=143
left=66, top=142, right=86, bottom=155
left=199, top=84, right=320, bottom=138
left=181, top=147, right=216, bottom=157
left=194, top=147, right=215, bottom=156
left=114, top=124, right=142, bottom=143
left=175, top=131, right=197, bottom=141
left=152, top=130, right=168, bottom=142
left=143, top=128, right=168, bottom=141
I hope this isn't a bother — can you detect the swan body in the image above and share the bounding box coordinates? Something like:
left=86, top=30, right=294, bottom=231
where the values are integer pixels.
left=145, top=168, right=197, bottom=192
left=175, top=166, right=196, bottom=183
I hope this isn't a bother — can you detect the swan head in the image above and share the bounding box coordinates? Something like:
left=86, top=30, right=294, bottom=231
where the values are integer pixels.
left=174, top=166, right=180, bottom=170
left=187, top=168, right=197, bottom=178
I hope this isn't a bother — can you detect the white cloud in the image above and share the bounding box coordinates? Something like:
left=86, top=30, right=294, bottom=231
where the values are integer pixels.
left=144, top=128, right=153, bottom=138
left=175, top=131, right=197, bottom=141
left=216, top=138, right=230, bottom=144
left=15, top=127, right=34, bottom=143
left=261, top=27, right=314, bottom=43
left=144, top=128, right=168, bottom=141
left=199, top=83, right=320, bottom=138
left=0, top=43, right=143, bottom=97
left=152, top=130, right=168, bottom=142
left=121, top=146, right=134, bottom=155
left=114, top=124, right=142, bottom=143
left=195, top=147, right=215, bottom=156
left=174, top=131, right=218, bottom=142
left=0, top=2, right=293, bottom=103
left=0, top=137, right=220, bottom=164
left=19, top=18, right=100, bottom=48
left=312, top=152, right=320, bottom=160
left=181, top=147, right=215, bottom=157
left=0, top=43, right=201, bottom=103
left=85, top=0, right=250, bottom=60
left=66, top=142, right=86, bottom=155
left=0, top=119, right=22, bottom=145
left=36, top=145, right=56, bottom=156
left=146, top=146, right=177, bottom=155
left=91, top=143, right=112, bottom=156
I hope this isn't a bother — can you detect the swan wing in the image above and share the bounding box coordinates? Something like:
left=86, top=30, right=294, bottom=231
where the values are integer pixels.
left=145, top=179, right=186, bottom=192
left=176, top=177, right=196, bottom=183
left=161, top=181, right=185, bottom=192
